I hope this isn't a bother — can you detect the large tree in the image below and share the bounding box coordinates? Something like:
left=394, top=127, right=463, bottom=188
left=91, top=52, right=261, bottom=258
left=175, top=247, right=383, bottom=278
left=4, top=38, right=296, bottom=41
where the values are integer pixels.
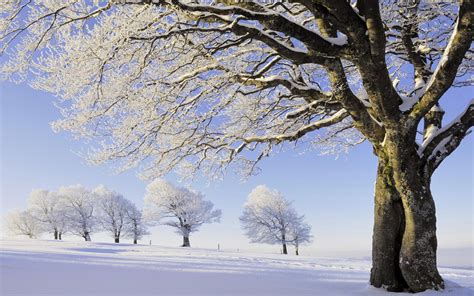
left=1, top=0, right=472, bottom=292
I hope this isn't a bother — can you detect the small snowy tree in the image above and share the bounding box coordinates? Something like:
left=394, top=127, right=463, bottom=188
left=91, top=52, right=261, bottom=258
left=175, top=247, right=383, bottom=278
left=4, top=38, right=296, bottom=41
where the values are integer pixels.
left=4, top=209, right=42, bottom=239
left=144, top=179, right=221, bottom=247
left=27, top=189, right=68, bottom=240
left=59, top=185, right=96, bottom=241
left=240, top=185, right=306, bottom=255
left=95, top=185, right=129, bottom=243
left=123, top=202, right=149, bottom=244
left=287, top=215, right=312, bottom=256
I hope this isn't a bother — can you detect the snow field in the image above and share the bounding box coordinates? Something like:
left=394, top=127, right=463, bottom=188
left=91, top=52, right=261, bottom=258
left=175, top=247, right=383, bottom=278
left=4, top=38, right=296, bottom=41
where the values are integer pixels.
left=0, top=239, right=472, bottom=296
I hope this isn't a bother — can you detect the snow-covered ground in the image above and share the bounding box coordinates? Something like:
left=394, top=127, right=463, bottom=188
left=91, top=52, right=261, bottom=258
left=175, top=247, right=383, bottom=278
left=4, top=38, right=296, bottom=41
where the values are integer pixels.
left=0, top=240, right=472, bottom=296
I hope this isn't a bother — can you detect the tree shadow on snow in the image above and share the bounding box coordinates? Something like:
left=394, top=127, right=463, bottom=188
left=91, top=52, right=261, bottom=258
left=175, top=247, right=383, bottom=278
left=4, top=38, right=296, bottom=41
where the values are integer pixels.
left=66, top=248, right=124, bottom=254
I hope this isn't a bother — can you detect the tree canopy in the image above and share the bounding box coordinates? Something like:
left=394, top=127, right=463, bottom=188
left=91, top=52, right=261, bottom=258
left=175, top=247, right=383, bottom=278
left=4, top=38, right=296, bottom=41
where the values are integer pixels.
left=2, top=1, right=471, bottom=180
left=144, top=179, right=221, bottom=246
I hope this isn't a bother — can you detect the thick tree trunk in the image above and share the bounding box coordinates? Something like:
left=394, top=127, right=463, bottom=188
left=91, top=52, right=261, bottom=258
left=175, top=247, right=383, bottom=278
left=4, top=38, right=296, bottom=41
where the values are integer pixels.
left=295, top=246, right=299, bottom=256
left=84, top=232, right=91, bottom=241
left=373, top=131, right=444, bottom=292
left=282, top=243, right=287, bottom=255
left=54, top=230, right=58, bottom=240
left=182, top=236, right=190, bottom=247
left=114, top=237, right=119, bottom=243
left=133, top=239, right=137, bottom=244
left=58, top=232, right=62, bottom=240
left=397, top=180, right=443, bottom=292
left=370, top=158, right=407, bottom=292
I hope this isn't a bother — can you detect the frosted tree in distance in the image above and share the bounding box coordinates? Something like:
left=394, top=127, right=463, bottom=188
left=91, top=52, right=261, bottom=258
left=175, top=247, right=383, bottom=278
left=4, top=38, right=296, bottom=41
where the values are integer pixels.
left=240, top=185, right=307, bottom=255
left=59, top=185, right=97, bottom=241
left=1, top=0, right=473, bottom=292
left=4, top=209, right=42, bottom=239
left=144, top=179, right=221, bottom=247
left=27, top=189, right=68, bottom=240
left=124, top=202, right=149, bottom=244
left=95, top=185, right=129, bottom=243
left=287, top=214, right=312, bottom=256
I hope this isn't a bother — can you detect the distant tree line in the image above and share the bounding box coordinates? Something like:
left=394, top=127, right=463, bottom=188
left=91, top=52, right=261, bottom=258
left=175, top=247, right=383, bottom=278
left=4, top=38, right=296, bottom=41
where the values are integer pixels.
left=4, top=182, right=312, bottom=254
left=4, top=185, right=149, bottom=244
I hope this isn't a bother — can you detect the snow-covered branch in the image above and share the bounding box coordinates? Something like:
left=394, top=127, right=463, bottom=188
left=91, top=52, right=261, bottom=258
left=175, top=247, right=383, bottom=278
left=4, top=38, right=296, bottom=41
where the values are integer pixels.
left=408, top=0, right=473, bottom=119
left=241, top=109, right=348, bottom=146
left=420, top=99, right=473, bottom=174
left=0, top=0, right=470, bottom=183
left=147, top=0, right=353, bottom=58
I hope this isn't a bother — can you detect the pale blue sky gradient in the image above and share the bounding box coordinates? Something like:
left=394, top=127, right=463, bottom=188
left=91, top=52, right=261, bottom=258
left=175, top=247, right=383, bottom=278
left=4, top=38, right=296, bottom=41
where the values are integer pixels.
left=0, top=81, right=472, bottom=265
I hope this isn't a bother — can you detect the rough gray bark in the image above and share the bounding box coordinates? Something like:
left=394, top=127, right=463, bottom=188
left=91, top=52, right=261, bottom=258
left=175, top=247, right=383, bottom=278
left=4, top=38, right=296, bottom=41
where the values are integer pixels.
left=387, top=134, right=443, bottom=292
left=372, top=129, right=445, bottom=292
left=114, top=237, right=120, bottom=243
left=133, top=239, right=137, bottom=244
left=182, top=236, right=190, bottom=247
left=399, top=186, right=443, bottom=292
left=58, top=232, right=62, bottom=240
left=370, top=158, right=407, bottom=292
left=84, top=232, right=91, bottom=242
left=282, top=243, right=288, bottom=255
left=54, top=230, right=58, bottom=240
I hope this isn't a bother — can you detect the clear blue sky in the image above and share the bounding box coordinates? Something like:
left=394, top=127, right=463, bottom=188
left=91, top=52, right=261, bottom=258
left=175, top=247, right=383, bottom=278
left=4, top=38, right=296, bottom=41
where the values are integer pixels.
left=0, top=81, right=472, bottom=265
